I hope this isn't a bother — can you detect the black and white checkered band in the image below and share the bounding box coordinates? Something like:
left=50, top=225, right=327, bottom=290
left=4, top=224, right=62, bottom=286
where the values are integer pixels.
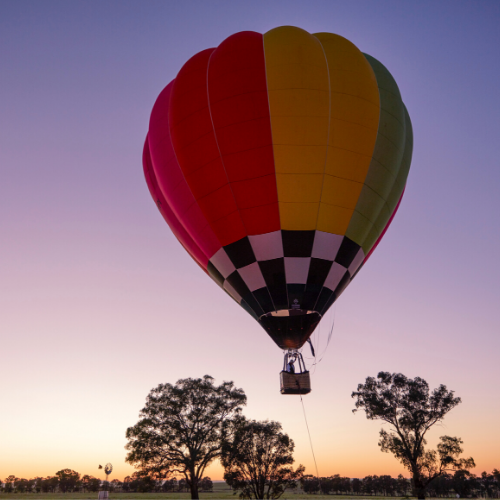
left=207, top=230, right=365, bottom=321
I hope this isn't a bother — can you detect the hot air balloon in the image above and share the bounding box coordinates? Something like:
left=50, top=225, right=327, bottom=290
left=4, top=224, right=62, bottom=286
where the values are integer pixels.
left=143, top=26, right=413, bottom=394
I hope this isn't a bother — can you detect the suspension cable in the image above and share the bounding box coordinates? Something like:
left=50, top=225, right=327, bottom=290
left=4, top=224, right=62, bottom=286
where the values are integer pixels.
left=305, top=307, right=336, bottom=374
left=299, top=393, right=320, bottom=479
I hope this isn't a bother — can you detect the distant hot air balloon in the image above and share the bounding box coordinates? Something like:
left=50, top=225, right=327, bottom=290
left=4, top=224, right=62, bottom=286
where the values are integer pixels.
left=143, top=27, right=413, bottom=393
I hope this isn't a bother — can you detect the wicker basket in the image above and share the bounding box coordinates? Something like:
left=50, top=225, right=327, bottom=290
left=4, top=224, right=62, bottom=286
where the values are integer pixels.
left=280, top=370, right=311, bottom=395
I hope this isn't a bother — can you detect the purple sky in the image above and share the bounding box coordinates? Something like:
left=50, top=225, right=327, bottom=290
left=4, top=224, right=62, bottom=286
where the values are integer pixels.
left=1, top=0, right=499, bottom=481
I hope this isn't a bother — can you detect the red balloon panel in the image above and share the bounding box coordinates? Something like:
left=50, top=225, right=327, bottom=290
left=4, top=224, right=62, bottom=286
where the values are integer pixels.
left=148, top=81, right=220, bottom=259
left=143, top=137, right=208, bottom=270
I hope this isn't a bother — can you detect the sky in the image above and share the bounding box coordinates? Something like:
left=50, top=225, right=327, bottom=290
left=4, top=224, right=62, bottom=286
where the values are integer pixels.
left=1, top=0, right=500, bottom=482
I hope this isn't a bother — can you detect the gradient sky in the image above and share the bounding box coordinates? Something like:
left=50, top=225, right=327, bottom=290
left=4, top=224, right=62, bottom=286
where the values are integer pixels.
left=1, top=0, right=499, bottom=482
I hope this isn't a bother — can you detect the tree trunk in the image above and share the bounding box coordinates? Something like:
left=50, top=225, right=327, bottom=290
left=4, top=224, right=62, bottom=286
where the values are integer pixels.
left=189, top=480, right=199, bottom=500
left=412, top=472, right=426, bottom=500
left=187, top=472, right=199, bottom=500
left=257, top=477, right=265, bottom=500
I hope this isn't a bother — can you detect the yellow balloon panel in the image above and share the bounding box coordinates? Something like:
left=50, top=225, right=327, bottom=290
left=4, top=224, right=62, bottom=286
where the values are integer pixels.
left=313, top=33, right=380, bottom=237
left=276, top=173, right=323, bottom=203
left=278, top=202, right=321, bottom=230
left=321, top=175, right=363, bottom=210
left=259, top=28, right=410, bottom=247
left=323, top=148, right=373, bottom=184
left=272, top=145, right=326, bottom=175
left=316, top=203, right=353, bottom=235
left=264, top=26, right=330, bottom=230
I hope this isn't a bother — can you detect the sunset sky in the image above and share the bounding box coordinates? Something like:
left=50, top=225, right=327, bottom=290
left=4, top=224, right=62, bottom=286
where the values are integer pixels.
left=1, top=0, right=499, bottom=482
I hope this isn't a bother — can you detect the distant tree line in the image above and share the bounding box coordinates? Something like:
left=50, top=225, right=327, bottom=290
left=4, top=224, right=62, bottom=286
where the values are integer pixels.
left=300, top=470, right=500, bottom=497
left=0, top=471, right=213, bottom=494
left=3, top=470, right=500, bottom=497
left=121, top=474, right=213, bottom=493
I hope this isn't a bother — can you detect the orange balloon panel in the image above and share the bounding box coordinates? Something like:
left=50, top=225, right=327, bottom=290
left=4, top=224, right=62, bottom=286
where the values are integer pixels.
left=144, top=27, right=413, bottom=349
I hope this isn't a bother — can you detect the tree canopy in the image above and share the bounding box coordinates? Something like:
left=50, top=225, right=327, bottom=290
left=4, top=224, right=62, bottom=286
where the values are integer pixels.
left=221, top=418, right=304, bottom=499
left=352, top=371, right=474, bottom=499
left=125, top=375, right=246, bottom=499
left=55, top=469, right=80, bottom=493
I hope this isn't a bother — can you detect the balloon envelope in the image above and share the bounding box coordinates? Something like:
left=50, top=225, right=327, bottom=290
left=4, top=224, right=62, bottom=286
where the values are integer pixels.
left=143, top=26, right=413, bottom=350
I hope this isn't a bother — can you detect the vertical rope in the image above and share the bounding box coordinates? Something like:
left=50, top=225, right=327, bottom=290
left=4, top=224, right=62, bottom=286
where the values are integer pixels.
left=299, top=394, right=320, bottom=479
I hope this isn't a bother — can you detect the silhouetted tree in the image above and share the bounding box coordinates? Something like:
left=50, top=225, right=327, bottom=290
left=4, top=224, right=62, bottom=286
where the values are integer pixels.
left=200, top=476, right=213, bottom=492
left=4, top=476, right=15, bottom=493
left=122, top=476, right=133, bottom=492
left=352, top=372, right=475, bottom=499
left=179, top=478, right=188, bottom=492
left=41, top=476, right=59, bottom=493
left=452, top=470, right=477, bottom=497
left=55, top=469, right=80, bottom=492
left=426, top=472, right=449, bottom=497
left=300, top=475, right=320, bottom=494
left=319, top=476, right=333, bottom=494
left=126, top=375, right=246, bottom=500
left=162, top=477, right=178, bottom=492
left=396, top=474, right=411, bottom=496
left=140, top=476, right=157, bottom=492
left=352, top=477, right=362, bottom=494
left=81, top=475, right=91, bottom=492
left=88, top=476, right=101, bottom=492
left=14, top=478, right=29, bottom=493
left=480, top=471, right=497, bottom=498
left=109, top=479, right=122, bottom=492
left=26, top=478, right=37, bottom=493
left=362, top=475, right=376, bottom=495
left=222, top=418, right=304, bottom=499
left=337, top=475, right=352, bottom=494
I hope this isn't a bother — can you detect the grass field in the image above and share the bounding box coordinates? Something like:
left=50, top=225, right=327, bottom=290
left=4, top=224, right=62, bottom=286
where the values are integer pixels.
left=0, top=483, right=422, bottom=500
left=0, top=490, right=426, bottom=500
left=0, top=496, right=415, bottom=500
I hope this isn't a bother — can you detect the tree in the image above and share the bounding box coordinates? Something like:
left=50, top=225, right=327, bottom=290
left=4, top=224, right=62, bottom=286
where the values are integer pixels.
left=125, top=375, right=246, bottom=499
left=221, top=418, right=305, bottom=499
left=300, top=475, right=320, bottom=494
left=362, top=475, right=376, bottom=495
left=319, top=476, right=333, bottom=495
left=4, top=476, right=16, bottom=493
left=493, top=468, right=500, bottom=482
left=162, top=478, right=178, bottom=492
left=351, top=477, right=362, bottom=494
left=122, top=476, right=134, bottom=492
left=352, top=371, right=475, bottom=499
left=55, top=469, right=80, bottom=492
left=40, top=476, right=59, bottom=493
left=480, top=471, right=499, bottom=498
left=452, top=470, right=478, bottom=498
left=88, top=476, right=101, bottom=492
left=396, top=474, right=411, bottom=496
left=200, top=476, right=213, bottom=492
left=110, top=479, right=122, bottom=492
left=14, top=478, right=29, bottom=493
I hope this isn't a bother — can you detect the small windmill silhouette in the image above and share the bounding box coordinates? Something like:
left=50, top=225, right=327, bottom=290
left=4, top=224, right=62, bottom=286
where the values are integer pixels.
left=104, top=463, right=113, bottom=482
